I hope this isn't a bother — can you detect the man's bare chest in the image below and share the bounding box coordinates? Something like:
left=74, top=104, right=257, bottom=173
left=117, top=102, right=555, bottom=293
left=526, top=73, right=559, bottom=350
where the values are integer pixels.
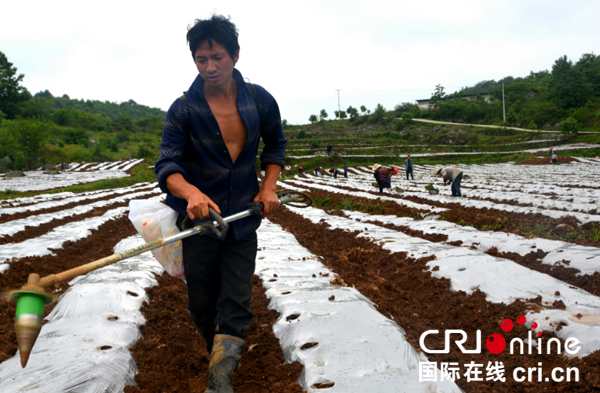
left=207, top=99, right=248, bottom=161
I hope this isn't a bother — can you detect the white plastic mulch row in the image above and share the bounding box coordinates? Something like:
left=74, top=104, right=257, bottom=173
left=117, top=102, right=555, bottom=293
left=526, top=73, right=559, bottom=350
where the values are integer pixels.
left=0, top=189, right=103, bottom=209
left=341, top=210, right=600, bottom=276
left=0, top=206, right=130, bottom=273
left=284, top=205, right=600, bottom=357
left=0, top=183, right=157, bottom=216
left=64, top=159, right=145, bottom=173
left=418, top=162, right=600, bottom=197
left=0, top=185, right=136, bottom=209
left=0, top=159, right=147, bottom=192
left=0, top=171, right=130, bottom=193
left=256, top=220, right=461, bottom=392
left=0, top=186, right=162, bottom=238
left=283, top=178, right=446, bottom=214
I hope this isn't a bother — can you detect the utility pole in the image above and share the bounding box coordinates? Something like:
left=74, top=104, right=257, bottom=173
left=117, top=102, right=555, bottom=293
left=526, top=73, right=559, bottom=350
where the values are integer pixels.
left=502, top=81, right=506, bottom=123
left=336, top=89, right=341, bottom=119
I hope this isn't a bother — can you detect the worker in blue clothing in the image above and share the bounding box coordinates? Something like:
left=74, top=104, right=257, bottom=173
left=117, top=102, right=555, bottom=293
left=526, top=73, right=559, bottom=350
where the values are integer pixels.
left=154, top=14, right=287, bottom=393
left=404, top=155, right=414, bottom=180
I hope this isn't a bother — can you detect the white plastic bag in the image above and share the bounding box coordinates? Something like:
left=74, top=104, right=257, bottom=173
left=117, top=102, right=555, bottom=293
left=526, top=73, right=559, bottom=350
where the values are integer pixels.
left=128, top=199, right=185, bottom=279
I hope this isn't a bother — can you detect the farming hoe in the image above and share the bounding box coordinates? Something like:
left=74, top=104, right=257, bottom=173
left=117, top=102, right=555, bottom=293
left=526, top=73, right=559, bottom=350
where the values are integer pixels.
left=10, top=190, right=312, bottom=367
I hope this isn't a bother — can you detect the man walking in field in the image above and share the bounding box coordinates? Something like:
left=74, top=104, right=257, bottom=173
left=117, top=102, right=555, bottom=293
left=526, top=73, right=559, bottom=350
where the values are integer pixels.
left=154, top=14, right=287, bottom=392
left=435, top=166, right=463, bottom=197
left=404, top=155, right=414, bottom=180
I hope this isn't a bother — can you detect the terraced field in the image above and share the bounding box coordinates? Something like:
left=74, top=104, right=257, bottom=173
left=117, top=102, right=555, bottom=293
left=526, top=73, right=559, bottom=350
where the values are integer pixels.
left=1, top=157, right=599, bottom=392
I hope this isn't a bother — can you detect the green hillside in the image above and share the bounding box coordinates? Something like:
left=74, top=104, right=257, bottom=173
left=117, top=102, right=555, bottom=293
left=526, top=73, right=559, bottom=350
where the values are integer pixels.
left=0, top=51, right=165, bottom=171
left=2, top=50, right=599, bottom=176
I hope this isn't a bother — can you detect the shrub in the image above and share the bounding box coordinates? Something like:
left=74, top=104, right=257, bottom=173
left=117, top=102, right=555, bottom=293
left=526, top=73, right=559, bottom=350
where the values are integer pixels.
left=313, top=197, right=332, bottom=207
left=559, top=117, right=579, bottom=135
left=136, top=144, right=153, bottom=159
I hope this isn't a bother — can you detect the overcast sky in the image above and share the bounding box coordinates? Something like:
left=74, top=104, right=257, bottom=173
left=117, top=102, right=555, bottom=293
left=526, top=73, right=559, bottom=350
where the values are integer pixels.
left=1, top=0, right=598, bottom=125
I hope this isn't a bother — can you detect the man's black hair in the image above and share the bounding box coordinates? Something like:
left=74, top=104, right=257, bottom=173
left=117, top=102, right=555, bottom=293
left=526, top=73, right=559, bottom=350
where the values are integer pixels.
left=187, top=15, right=240, bottom=59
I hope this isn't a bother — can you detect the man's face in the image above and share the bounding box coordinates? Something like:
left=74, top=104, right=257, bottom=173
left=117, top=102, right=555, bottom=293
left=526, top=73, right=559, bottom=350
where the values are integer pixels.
left=194, top=40, right=239, bottom=89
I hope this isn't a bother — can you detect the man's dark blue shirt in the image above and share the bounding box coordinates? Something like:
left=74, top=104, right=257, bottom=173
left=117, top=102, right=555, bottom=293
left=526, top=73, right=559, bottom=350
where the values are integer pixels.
left=155, top=69, right=287, bottom=240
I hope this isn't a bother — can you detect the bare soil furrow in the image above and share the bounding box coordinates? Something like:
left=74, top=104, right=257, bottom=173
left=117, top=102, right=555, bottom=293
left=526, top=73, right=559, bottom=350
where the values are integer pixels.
left=123, top=274, right=304, bottom=393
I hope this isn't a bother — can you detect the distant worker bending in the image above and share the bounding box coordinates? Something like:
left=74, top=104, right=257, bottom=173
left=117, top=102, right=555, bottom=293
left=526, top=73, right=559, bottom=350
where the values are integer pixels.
left=373, top=164, right=398, bottom=194
left=435, top=166, right=463, bottom=197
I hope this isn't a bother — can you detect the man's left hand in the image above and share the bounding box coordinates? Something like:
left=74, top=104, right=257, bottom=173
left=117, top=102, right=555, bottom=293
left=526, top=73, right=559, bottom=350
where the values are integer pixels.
left=254, top=187, right=279, bottom=218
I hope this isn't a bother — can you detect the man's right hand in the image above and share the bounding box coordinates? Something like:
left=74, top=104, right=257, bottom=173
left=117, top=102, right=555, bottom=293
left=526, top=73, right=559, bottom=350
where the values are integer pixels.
left=186, top=189, right=221, bottom=220
left=166, top=173, right=221, bottom=219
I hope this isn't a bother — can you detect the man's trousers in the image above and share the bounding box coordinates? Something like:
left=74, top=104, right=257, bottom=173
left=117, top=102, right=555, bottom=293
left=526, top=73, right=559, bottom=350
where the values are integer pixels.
left=178, top=215, right=257, bottom=340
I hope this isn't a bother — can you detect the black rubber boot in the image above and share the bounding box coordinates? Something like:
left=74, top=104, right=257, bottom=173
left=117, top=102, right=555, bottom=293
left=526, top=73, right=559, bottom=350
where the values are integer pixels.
left=205, top=334, right=245, bottom=393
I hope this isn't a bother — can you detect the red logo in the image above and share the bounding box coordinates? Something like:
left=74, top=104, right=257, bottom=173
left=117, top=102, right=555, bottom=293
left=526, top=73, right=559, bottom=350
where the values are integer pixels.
left=486, top=315, right=542, bottom=354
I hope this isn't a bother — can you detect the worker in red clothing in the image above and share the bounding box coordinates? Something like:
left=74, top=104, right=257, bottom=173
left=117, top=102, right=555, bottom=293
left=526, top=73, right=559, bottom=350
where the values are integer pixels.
left=378, top=166, right=399, bottom=194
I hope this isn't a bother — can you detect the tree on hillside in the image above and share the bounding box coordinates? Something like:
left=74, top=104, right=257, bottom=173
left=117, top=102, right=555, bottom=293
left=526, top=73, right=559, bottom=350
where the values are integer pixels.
left=370, top=103, right=386, bottom=123
left=550, top=55, right=592, bottom=110
left=34, top=90, right=53, bottom=98
left=1, top=119, right=49, bottom=169
left=319, top=109, right=328, bottom=121
left=334, top=110, right=347, bottom=119
left=346, top=106, right=359, bottom=120
left=360, top=105, right=367, bottom=115
left=430, top=84, right=446, bottom=106
left=308, top=114, right=318, bottom=124
left=575, top=53, right=600, bottom=97
left=0, top=51, right=31, bottom=119
left=23, top=95, right=54, bottom=120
